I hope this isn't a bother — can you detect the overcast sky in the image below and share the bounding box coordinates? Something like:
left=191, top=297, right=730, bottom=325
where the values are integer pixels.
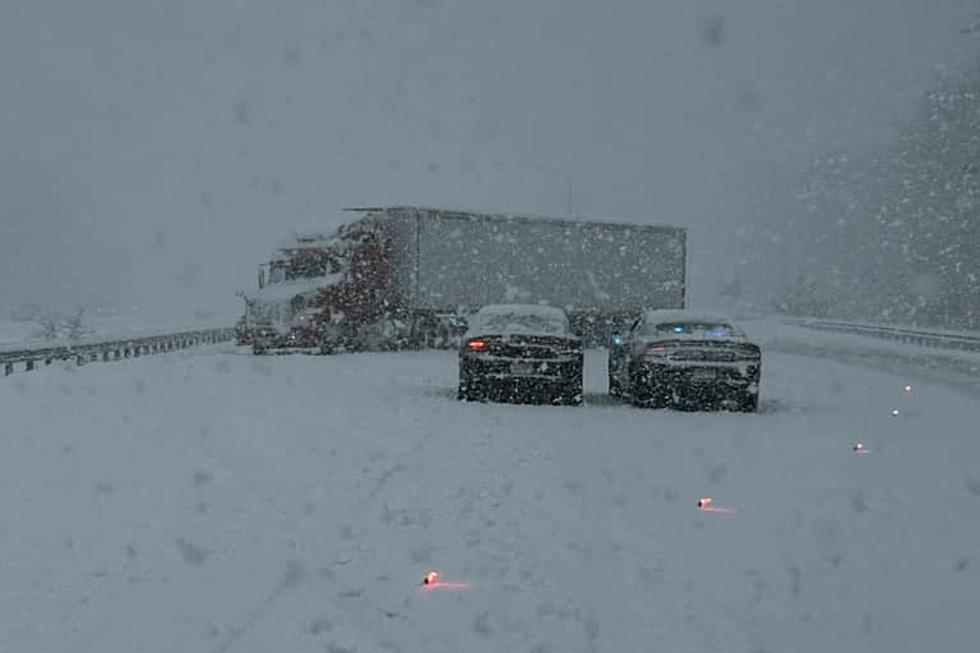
left=1, top=0, right=976, bottom=320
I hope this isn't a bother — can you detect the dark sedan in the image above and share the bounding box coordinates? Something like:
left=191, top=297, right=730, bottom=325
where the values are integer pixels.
left=458, top=304, right=584, bottom=406
left=608, top=310, right=761, bottom=411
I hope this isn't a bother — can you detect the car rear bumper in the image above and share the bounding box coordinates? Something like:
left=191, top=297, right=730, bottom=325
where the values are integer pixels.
left=633, top=361, right=760, bottom=392
left=461, top=355, right=583, bottom=383
left=459, top=355, right=583, bottom=403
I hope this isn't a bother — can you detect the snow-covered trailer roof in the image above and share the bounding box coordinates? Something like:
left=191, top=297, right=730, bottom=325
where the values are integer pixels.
left=344, top=205, right=684, bottom=233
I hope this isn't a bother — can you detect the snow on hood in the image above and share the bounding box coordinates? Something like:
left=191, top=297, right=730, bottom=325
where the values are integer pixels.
left=243, top=275, right=341, bottom=333
left=248, top=274, right=342, bottom=303
left=271, top=220, right=345, bottom=255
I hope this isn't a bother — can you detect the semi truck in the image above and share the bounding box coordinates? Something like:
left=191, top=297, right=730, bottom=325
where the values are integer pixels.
left=237, top=206, right=686, bottom=353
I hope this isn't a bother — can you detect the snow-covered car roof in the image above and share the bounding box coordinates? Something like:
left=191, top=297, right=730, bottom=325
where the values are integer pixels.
left=467, top=304, right=573, bottom=337
left=641, top=309, right=737, bottom=326
left=638, top=309, right=747, bottom=339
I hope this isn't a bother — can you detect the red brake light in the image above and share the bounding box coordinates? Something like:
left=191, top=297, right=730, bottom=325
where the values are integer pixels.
left=649, top=345, right=667, bottom=354
left=467, top=339, right=486, bottom=351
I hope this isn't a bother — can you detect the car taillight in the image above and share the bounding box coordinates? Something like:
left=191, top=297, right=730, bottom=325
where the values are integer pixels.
left=736, top=345, right=761, bottom=361
left=647, top=345, right=668, bottom=357
left=466, top=339, right=486, bottom=351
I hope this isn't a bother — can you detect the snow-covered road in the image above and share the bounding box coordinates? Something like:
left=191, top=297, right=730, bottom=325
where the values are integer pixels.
left=2, top=328, right=978, bottom=652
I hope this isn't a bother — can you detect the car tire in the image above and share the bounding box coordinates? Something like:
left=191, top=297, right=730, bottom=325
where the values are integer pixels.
left=560, top=378, right=584, bottom=406
left=252, top=343, right=267, bottom=355
left=630, top=372, right=668, bottom=408
left=458, top=376, right=484, bottom=402
left=609, top=374, right=621, bottom=397
left=630, top=379, right=651, bottom=407
left=735, top=391, right=759, bottom=413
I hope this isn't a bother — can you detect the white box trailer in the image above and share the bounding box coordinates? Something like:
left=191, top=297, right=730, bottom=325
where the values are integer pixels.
left=242, top=206, right=686, bottom=352
left=356, top=206, right=686, bottom=344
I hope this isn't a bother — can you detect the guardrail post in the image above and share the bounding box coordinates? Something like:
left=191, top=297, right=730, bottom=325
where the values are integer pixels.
left=4, top=361, right=13, bottom=375
left=25, top=360, right=34, bottom=371
left=76, top=355, right=84, bottom=366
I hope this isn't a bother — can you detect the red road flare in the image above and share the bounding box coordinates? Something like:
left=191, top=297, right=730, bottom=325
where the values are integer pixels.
left=421, top=581, right=470, bottom=590
left=699, top=505, right=736, bottom=514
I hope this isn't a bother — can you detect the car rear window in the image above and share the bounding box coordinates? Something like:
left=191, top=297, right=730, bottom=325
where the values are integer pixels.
left=478, top=312, right=570, bottom=335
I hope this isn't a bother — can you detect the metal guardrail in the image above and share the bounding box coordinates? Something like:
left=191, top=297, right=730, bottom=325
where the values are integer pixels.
left=776, top=316, right=980, bottom=353
left=1, top=327, right=236, bottom=377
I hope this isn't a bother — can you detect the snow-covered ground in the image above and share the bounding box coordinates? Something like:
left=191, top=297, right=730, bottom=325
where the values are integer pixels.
left=0, top=310, right=237, bottom=350
left=2, top=324, right=978, bottom=652
left=743, top=319, right=980, bottom=396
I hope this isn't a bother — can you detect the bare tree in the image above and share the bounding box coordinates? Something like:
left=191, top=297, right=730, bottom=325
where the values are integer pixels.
left=34, top=313, right=61, bottom=341
left=63, top=305, right=91, bottom=341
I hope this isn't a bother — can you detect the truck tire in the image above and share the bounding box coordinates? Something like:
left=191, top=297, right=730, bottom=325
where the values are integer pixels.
left=630, top=372, right=666, bottom=408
